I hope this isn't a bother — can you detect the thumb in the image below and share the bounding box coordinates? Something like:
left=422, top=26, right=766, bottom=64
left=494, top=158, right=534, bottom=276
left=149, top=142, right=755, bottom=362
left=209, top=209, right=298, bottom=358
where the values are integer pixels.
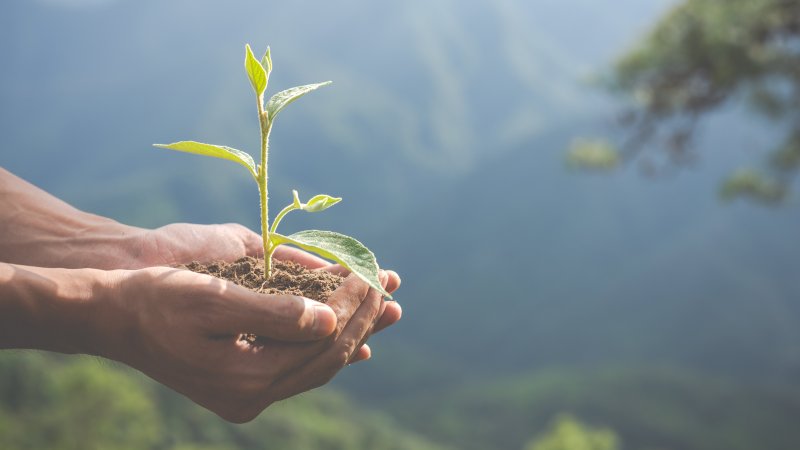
left=215, top=289, right=337, bottom=341
left=220, top=223, right=263, bottom=258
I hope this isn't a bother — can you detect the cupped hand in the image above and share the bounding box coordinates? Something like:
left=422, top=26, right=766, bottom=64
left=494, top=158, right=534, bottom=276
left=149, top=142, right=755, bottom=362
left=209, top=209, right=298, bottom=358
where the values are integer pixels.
left=134, top=223, right=402, bottom=365
left=131, top=222, right=263, bottom=268
left=135, top=225, right=403, bottom=350
left=100, top=266, right=391, bottom=423
left=271, top=245, right=402, bottom=363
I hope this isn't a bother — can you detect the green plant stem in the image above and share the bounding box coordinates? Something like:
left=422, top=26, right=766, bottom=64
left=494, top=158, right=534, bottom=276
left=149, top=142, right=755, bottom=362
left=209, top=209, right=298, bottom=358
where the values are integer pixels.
left=257, top=104, right=274, bottom=278
left=270, top=204, right=297, bottom=235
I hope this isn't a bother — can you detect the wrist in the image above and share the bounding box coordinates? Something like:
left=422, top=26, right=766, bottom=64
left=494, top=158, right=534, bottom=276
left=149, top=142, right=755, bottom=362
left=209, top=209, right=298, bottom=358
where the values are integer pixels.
left=0, top=263, right=121, bottom=356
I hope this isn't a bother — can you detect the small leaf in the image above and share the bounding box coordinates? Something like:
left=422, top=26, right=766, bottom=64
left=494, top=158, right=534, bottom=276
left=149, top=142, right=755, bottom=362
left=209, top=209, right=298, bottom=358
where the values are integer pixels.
left=266, top=82, right=332, bottom=121
left=302, top=194, right=341, bottom=212
left=270, top=230, right=391, bottom=299
left=245, top=44, right=268, bottom=97
left=153, top=141, right=257, bottom=178
left=292, top=189, right=302, bottom=208
left=260, top=46, right=272, bottom=74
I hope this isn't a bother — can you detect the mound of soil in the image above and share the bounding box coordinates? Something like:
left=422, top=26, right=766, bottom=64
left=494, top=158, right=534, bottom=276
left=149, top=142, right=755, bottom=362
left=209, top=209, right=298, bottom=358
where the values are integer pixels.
left=181, top=257, right=344, bottom=346
left=182, top=256, right=344, bottom=304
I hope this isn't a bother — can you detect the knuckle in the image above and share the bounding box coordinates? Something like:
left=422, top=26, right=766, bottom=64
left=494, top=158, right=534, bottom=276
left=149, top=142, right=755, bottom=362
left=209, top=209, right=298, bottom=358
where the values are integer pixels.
left=330, top=348, right=352, bottom=371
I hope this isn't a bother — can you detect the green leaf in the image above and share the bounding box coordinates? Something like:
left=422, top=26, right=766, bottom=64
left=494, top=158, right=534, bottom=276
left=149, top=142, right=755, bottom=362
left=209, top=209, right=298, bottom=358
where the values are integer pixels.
left=302, top=194, right=341, bottom=212
left=270, top=230, right=391, bottom=299
left=244, top=44, right=268, bottom=97
left=260, top=46, right=272, bottom=75
left=292, top=189, right=302, bottom=208
left=266, top=81, right=332, bottom=121
left=153, top=141, right=257, bottom=178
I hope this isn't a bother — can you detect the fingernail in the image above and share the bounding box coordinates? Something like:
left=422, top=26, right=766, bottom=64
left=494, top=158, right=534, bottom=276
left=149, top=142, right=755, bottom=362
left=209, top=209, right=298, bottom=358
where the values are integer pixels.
left=312, top=304, right=336, bottom=337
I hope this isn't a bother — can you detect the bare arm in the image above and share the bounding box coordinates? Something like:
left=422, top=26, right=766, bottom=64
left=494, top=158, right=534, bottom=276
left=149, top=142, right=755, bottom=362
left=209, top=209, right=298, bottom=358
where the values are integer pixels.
left=0, top=167, right=148, bottom=269
left=0, top=167, right=280, bottom=269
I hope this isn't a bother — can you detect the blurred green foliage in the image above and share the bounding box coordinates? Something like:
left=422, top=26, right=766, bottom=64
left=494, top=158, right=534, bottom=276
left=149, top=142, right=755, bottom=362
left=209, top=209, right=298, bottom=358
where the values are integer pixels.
left=388, top=367, right=800, bottom=450
left=524, top=415, right=620, bottom=450
left=610, top=0, right=800, bottom=201
left=0, top=352, right=445, bottom=450
left=719, top=168, right=787, bottom=203
left=565, top=138, right=621, bottom=171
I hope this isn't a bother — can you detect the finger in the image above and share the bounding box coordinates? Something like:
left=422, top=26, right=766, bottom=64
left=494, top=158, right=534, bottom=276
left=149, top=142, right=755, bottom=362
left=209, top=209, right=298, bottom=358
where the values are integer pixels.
left=221, top=223, right=263, bottom=258
left=373, top=301, right=402, bottom=333
left=317, top=264, right=349, bottom=277
left=345, top=274, right=388, bottom=359
left=269, top=284, right=383, bottom=401
left=316, top=268, right=399, bottom=295
left=384, top=270, right=401, bottom=294
left=212, top=285, right=337, bottom=341
left=272, top=245, right=329, bottom=269
left=348, top=344, right=371, bottom=364
left=318, top=284, right=384, bottom=369
left=324, top=274, right=371, bottom=334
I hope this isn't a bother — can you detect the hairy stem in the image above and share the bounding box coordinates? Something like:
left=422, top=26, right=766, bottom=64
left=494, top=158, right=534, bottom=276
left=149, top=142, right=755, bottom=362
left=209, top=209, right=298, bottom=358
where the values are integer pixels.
left=257, top=102, right=274, bottom=278
left=270, top=203, right=296, bottom=235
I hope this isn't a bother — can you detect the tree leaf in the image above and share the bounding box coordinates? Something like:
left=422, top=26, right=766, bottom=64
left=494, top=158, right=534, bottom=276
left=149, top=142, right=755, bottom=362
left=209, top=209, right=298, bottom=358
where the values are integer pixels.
left=244, top=44, right=267, bottom=97
left=153, top=141, right=257, bottom=178
left=266, top=82, right=332, bottom=121
left=270, top=230, right=391, bottom=299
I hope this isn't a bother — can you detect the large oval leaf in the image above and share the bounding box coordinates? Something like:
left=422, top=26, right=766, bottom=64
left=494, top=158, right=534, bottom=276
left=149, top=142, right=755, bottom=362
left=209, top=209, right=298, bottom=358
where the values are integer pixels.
left=266, top=82, right=332, bottom=121
left=270, top=230, right=391, bottom=299
left=153, top=141, right=257, bottom=179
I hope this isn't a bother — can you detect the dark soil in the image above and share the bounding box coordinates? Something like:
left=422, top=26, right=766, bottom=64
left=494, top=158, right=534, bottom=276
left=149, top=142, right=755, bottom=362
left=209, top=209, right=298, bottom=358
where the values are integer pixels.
left=181, top=257, right=344, bottom=346
left=181, top=256, right=344, bottom=304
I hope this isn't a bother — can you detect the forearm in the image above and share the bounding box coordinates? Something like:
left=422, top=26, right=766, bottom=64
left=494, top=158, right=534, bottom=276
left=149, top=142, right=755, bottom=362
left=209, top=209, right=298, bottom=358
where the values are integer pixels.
left=0, top=261, right=117, bottom=355
left=0, top=167, right=145, bottom=269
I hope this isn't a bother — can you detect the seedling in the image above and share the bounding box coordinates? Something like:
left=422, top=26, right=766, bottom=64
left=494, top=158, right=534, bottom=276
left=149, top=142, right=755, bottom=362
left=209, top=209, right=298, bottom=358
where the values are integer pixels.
left=155, top=44, right=390, bottom=298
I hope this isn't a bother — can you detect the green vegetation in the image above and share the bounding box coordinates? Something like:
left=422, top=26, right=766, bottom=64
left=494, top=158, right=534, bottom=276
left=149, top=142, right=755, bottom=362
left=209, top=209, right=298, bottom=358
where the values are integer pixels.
left=607, top=0, right=800, bottom=202
left=155, top=45, right=389, bottom=297
left=0, top=352, right=445, bottom=450
left=389, top=367, right=800, bottom=450
left=719, top=168, right=787, bottom=203
left=524, top=415, right=620, bottom=450
left=565, top=138, right=620, bottom=171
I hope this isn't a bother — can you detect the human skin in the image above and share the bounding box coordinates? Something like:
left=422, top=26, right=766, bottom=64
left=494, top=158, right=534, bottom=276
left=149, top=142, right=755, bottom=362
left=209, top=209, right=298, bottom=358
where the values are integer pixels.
left=0, top=167, right=402, bottom=422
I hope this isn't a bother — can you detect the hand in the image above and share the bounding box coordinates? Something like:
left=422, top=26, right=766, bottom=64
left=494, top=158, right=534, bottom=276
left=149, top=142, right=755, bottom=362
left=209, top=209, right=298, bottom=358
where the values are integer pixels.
left=271, top=244, right=402, bottom=363
left=130, top=222, right=263, bottom=268
left=135, top=227, right=402, bottom=363
left=100, top=265, right=392, bottom=423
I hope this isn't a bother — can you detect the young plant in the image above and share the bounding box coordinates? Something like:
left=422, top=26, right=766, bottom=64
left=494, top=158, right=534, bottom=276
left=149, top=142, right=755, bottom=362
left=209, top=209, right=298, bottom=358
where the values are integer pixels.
left=154, top=44, right=391, bottom=298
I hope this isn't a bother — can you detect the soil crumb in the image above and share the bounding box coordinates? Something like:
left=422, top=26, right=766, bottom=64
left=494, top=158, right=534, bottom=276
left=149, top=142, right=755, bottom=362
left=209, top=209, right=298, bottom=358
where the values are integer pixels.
left=181, top=256, right=343, bottom=304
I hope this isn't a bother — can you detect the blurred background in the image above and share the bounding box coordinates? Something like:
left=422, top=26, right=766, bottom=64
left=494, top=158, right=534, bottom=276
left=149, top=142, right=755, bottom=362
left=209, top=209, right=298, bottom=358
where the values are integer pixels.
left=2, top=0, right=800, bottom=449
